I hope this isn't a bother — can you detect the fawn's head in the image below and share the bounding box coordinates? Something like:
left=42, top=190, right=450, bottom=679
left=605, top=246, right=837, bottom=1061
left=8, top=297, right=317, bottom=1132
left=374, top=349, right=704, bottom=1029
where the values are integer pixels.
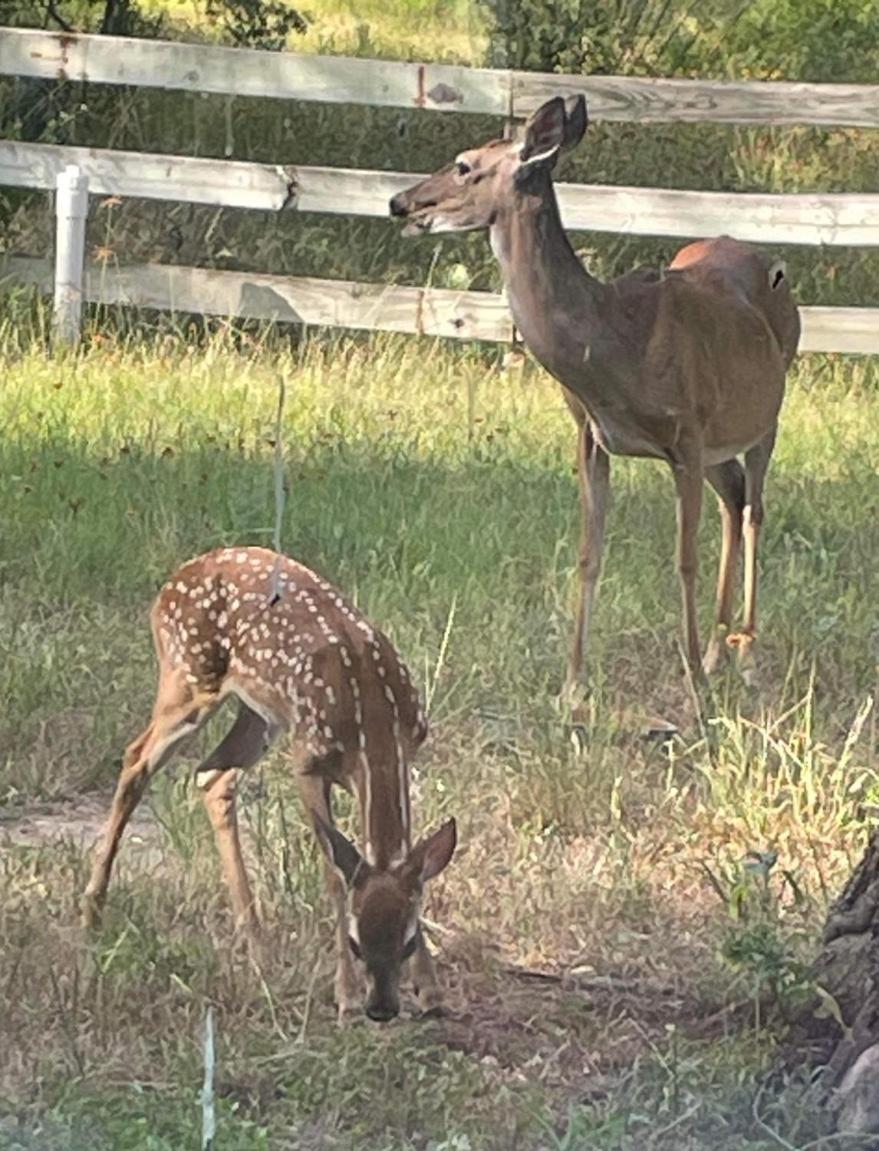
left=389, top=95, right=587, bottom=236
left=317, top=817, right=457, bottom=1021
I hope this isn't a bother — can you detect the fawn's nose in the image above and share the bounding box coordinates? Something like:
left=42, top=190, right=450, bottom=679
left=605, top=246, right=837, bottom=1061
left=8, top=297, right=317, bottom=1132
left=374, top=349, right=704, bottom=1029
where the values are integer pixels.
left=389, top=193, right=408, bottom=218
left=366, top=999, right=398, bottom=1023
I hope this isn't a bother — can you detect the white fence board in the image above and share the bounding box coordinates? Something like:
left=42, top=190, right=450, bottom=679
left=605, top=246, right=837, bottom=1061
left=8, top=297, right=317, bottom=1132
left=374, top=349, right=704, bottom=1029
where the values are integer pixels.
left=4, top=27, right=879, bottom=128
left=0, top=140, right=292, bottom=210
left=0, top=257, right=515, bottom=343
left=4, top=141, right=879, bottom=247
left=513, top=72, right=879, bottom=128
left=2, top=256, right=876, bottom=354
left=798, top=307, right=879, bottom=355
left=0, top=27, right=508, bottom=115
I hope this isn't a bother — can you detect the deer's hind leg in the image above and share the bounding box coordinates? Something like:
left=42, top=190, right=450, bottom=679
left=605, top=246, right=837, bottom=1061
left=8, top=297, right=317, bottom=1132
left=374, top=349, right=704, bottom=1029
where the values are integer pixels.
left=82, top=668, right=219, bottom=928
left=703, top=459, right=746, bottom=675
left=734, top=425, right=778, bottom=687
left=196, top=700, right=275, bottom=944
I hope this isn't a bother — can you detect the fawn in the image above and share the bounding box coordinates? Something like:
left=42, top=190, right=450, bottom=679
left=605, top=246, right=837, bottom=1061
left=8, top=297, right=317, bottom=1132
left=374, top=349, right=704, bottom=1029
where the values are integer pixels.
left=82, top=546, right=457, bottom=1021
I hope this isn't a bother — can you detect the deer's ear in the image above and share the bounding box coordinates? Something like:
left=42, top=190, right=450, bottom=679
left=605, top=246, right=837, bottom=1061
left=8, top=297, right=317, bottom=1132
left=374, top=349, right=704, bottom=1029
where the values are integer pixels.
left=562, top=94, right=588, bottom=151
left=408, top=818, right=457, bottom=883
left=519, top=97, right=567, bottom=167
left=314, top=816, right=365, bottom=886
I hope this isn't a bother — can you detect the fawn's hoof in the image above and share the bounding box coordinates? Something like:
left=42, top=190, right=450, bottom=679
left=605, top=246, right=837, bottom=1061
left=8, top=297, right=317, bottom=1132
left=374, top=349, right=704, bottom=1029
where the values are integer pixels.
left=80, top=894, right=102, bottom=931
left=416, top=986, right=446, bottom=1018
left=336, top=1002, right=364, bottom=1026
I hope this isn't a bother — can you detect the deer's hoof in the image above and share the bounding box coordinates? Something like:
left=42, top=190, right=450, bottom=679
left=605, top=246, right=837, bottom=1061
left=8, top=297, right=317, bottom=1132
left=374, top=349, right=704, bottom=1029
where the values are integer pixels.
left=566, top=722, right=590, bottom=753
left=80, top=894, right=102, bottom=932
left=702, top=637, right=729, bottom=677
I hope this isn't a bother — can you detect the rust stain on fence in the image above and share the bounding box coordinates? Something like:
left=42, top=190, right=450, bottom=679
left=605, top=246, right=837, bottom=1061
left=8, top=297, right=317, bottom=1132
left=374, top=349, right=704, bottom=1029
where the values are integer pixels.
left=53, top=33, right=76, bottom=83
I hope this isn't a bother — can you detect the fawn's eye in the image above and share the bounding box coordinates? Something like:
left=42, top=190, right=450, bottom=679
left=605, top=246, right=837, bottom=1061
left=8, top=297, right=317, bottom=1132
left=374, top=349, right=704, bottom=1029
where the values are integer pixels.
left=455, top=160, right=471, bottom=177
left=402, top=935, right=418, bottom=961
left=348, top=936, right=362, bottom=960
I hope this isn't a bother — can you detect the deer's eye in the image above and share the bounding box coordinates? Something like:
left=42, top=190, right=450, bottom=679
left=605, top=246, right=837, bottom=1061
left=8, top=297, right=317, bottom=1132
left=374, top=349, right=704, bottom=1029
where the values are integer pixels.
left=455, top=160, right=471, bottom=177
left=348, top=936, right=362, bottom=960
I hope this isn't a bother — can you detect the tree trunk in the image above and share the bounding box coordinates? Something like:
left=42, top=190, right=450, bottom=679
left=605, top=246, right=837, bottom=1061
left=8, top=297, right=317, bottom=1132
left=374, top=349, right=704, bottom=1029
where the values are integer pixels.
left=810, top=829, right=879, bottom=1135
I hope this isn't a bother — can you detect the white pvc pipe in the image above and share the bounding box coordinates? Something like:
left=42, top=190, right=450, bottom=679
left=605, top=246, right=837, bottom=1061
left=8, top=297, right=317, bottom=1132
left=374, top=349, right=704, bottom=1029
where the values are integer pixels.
left=53, top=164, right=89, bottom=345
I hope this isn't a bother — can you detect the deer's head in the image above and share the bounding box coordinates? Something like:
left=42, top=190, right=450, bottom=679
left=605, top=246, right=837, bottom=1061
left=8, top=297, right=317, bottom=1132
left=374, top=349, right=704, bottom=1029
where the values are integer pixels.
left=389, top=95, right=588, bottom=235
left=317, top=817, right=457, bottom=1021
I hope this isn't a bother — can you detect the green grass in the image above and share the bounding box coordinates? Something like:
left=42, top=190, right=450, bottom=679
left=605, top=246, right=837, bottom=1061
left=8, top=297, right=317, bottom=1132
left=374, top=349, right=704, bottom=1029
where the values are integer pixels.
left=0, top=325, right=877, bottom=1148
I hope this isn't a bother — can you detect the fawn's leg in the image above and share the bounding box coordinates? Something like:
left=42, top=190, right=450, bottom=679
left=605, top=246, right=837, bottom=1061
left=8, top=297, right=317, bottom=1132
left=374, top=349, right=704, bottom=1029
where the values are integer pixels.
left=82, top=671, right=218, bottom=927
left=197, top=701, right=274, bottom=944
left=411, top=925, right=444, bottom=1016
left=296, top=769, right=360, bottom=1020
left=703, top=459, right=746, bottom=674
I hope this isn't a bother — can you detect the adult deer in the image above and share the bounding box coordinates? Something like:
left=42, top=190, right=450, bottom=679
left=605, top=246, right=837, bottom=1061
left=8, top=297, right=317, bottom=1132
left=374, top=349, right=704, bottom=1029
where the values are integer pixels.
left=82, top=546, right=456, bottom=1022
left=390, top=96, right=800, bottom=702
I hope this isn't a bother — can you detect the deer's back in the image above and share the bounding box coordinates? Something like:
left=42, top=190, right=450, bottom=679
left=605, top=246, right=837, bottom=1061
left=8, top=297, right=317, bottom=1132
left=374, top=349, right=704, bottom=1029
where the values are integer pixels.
left=150, top=547, right=427, bottom=765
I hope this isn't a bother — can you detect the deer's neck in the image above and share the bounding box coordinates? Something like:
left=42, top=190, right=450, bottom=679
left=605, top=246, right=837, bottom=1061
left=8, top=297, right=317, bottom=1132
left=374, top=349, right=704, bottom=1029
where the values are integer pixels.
left=490, top=172, right=609, bottom=385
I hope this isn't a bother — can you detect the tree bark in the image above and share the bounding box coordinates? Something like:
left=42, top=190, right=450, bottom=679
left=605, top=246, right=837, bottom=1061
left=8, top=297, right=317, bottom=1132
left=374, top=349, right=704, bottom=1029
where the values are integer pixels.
left=810, top=829, right=879, bottom=1135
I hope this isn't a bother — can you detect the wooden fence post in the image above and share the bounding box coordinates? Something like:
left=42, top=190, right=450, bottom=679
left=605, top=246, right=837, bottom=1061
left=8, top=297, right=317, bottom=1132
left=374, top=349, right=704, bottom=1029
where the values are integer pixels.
left=53, top=164, right=89, bottom=345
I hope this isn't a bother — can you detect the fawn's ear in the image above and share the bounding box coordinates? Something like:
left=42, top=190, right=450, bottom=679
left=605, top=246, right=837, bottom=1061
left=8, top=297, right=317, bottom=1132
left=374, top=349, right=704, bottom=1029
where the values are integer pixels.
left=314, top=816, right=366, bottom=886
left=408, top=818, right=457, bottom=883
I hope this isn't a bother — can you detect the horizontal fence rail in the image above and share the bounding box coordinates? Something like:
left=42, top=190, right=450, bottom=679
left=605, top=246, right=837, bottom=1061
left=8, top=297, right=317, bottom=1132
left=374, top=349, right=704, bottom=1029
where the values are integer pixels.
left=0, top=27, right=508, bottom=115
left=4, top=140, right=879, bottom=247
left=2, top=256, right=876, bottom=354
left=3, top=27, right=879, bottom=128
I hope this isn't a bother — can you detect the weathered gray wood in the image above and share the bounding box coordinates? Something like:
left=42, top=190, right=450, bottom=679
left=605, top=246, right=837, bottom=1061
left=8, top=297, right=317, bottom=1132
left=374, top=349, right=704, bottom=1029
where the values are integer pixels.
left=0, top=257, right=515, bottom=343
left=4, top=142, right=879, bottom=248
left=3, top=27, right=879, bottom=129
left=2, top=256, right=876, bottom=354
left=0, top=27, right=509, bottom=115
left=513, top=71, right=879, bottom=129
left=799, top=308, right=879, bottom=355
left=0, top=140, right=294, bottom=211
left=553, top=182, right=879, bottom=247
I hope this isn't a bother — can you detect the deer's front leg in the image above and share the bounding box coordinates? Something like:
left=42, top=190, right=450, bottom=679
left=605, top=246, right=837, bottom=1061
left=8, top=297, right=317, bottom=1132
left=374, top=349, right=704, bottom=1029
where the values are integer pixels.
left=324, top=859, right=361, bottom=1021
left=297, top=771, right=361, bottom=1020
left=566, top=416, right=610, bottom=706
left=411, top=926, right=444, bottom=1017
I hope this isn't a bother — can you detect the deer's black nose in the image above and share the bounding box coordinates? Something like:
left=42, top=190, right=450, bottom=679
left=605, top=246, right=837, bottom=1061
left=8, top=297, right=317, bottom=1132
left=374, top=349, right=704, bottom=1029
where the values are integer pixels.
left=389, top=193, right=408, bottom=218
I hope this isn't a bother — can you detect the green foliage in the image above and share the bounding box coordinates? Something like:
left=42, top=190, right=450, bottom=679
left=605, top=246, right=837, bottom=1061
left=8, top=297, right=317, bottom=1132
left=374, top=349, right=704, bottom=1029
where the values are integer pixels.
left=707, top=850, right=814, bottom=1015
left=203, top=0, right=309, bottom=48
left=478, top=0, right=879, bottom=80
left=0, top=0, right=308, bottom=45
left=0, top=0, right=164, bottom=35
left=719, top=0, right=879, bottom=83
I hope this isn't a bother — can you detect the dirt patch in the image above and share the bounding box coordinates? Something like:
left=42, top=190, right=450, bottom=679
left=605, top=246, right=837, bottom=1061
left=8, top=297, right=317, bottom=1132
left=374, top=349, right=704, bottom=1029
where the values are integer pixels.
left=0, top=794, right=156, bottom=850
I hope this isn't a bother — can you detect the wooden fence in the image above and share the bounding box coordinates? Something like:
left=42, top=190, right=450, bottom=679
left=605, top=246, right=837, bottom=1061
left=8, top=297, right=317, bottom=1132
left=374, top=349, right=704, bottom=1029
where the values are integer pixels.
left=1, top=26, right=878, bottom=352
